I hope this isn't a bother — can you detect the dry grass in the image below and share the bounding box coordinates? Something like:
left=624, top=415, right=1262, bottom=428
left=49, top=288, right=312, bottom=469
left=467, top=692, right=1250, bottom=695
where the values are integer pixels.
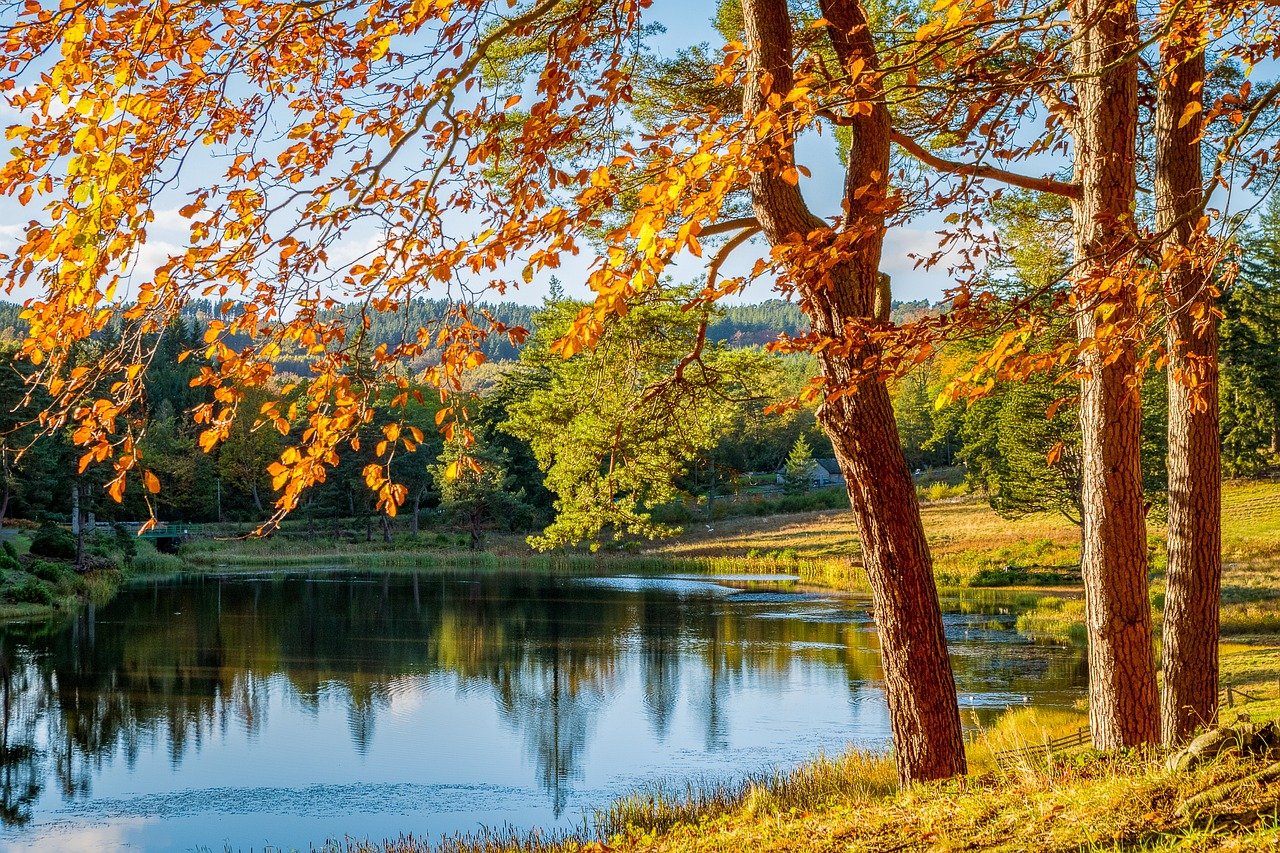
left=653, top=494, right=1084, bottom=588
left=659, top=481, right=1280, bottom=627
left=324, top=745, right=1280, bottom=853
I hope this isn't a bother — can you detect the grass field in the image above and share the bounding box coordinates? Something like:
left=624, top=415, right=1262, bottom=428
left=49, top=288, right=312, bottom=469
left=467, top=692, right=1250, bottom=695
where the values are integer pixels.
left=657, top=479, right=1280, bottom=635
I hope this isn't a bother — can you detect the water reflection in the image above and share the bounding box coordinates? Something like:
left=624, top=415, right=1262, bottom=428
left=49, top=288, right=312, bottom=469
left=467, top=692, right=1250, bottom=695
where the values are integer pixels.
left=0, top=572, right=1085, bottom=850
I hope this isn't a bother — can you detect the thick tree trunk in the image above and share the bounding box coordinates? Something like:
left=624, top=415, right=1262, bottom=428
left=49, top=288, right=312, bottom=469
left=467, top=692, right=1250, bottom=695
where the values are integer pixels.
left=1069, top=0, right=1159, bottom=748
left=742, top=0, right=964, bottom=784
left=1156, top=0, right=1219, bottom=745
left=819, top=383, right=966, bottom=781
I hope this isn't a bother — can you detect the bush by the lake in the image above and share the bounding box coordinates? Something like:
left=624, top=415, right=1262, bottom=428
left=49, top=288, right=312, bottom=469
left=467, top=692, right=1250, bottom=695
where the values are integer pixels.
left=29, top=523, right=76, bottom=560
left=3, top=576, right=55, bottom=606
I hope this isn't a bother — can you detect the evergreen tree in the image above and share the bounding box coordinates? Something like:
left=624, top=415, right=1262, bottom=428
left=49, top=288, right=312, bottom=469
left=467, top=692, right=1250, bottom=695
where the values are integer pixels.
left=1222, top=198, right=1280, bottom=475
left=504, top=292, right=772, bottom=550
left=433, top=435, right=530, bottom=549
left=782, top=435, right=815, bottom=496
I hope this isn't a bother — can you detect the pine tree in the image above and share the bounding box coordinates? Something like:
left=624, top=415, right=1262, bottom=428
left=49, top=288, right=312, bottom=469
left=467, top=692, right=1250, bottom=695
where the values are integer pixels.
left=782, top=434, right=815, bottom=495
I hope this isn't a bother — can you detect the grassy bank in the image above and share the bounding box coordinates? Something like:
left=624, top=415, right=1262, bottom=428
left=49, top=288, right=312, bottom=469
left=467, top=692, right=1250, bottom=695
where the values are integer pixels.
left=315, top=643, right=1280, bottom=853
left=661, top=479, right=1280, bottom=644
left=324, top=720, right=1280, bottom=852
left=178, top=534, right=864, bottom=589
left=0, top=527, right=186, bottom=621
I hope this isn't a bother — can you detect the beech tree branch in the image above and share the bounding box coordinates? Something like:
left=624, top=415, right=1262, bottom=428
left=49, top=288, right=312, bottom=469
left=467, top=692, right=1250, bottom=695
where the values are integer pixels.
left=890, top=129, right=1082, bottom=199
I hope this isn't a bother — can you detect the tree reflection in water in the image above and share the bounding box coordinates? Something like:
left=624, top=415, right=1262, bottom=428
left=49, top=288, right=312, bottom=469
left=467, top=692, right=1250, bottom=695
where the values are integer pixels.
left=0, top=572, right=1086, bottom=828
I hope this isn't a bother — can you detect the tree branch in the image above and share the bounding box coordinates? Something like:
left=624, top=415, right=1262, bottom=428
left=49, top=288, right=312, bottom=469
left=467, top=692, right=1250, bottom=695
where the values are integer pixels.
left=707, top=225, right=763, bottom=293
left=698, top=216, right=762, bottom=238
left=890, top=129, right=1082, bottom=199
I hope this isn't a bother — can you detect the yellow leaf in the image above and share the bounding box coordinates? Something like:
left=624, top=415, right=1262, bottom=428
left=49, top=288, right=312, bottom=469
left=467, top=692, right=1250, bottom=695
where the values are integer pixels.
left=1178, top=101, right=1202, bottom=129
left=1047, top=441, right=1065, bottom=466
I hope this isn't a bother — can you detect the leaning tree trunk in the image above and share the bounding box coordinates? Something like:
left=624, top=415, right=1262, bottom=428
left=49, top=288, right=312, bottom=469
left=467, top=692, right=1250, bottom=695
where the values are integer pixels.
left=1069, top=0, right=1160, bottom=748
left=742, top=0, right=965, bottom=783
left=1156, top=0, right=1220, bottom=745
left=818, top=378, right=966, bottom=781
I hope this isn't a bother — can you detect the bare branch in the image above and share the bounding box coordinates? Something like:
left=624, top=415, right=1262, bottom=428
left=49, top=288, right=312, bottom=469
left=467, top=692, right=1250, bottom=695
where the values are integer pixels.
left=698, top=216, right=763, bottom=238
left=890, top=130, right=1082, bottom=199
left=707, top=225, right=763, bottom=293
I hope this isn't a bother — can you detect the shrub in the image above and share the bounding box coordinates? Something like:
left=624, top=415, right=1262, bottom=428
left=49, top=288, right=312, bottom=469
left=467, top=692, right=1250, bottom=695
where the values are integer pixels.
left=650, top=502, right=694, bottom=525
left=29, top=524, right=77, bottom=560
left=2, top=540, right=17, bottom=560
left=29, top=560, right=86, bottom=594
left=130, top=544, right=185, bottom=575
left=4, top=578, right=54, bottom=606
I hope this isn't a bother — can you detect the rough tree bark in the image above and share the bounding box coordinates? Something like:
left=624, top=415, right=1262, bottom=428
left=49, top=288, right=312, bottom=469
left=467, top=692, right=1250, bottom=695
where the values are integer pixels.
left=1069, top=0, right=1160, bottom=748
left=742, top=0, right=965, bottom=783
left=1156, top=0, right=1220, bottom=745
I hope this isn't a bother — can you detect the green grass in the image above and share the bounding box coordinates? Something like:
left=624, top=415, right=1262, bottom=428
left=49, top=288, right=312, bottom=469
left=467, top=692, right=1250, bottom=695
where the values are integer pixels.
left=1014, top=595, right=1088, bottom=645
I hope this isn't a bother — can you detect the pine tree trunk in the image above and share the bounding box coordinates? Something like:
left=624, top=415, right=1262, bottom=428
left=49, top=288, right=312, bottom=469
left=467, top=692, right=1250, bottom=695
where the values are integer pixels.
left=1271, top=401, right=1279, bottom=456
left=1156, top=0, right=1219, bottom=745
left=1069, top=0, right=1159, bottom=748
left=743, top=0, right=964, bottom=783
left=819, top=383, right=966, bottom=781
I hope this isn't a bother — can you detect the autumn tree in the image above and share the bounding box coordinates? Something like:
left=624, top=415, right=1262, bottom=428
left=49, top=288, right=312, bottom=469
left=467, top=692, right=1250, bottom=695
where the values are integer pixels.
left=11, top=0, right=1278, bottom=780
left=0, top=0, right=983, bottom=783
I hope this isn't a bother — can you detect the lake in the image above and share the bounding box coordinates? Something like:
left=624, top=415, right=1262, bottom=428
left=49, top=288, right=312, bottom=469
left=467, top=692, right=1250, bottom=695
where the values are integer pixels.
left=0, top=570, right=1085, bottom=852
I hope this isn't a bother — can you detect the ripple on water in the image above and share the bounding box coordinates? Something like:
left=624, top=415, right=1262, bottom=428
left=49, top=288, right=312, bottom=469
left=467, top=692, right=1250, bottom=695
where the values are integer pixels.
left=55, top=782, right=543, bottom=822
left=574, top=576, right=737, bottom=596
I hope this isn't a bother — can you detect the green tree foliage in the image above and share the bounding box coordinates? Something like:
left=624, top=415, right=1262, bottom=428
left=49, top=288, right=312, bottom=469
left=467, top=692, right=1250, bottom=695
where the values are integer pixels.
left=504, top=294, right=774, bottom=550
left=217, top=389, right=284, bottom=517
left=433, top=434, right=530, bottom=549
left=959, top=373, right=1168, bottom=524
left=1223, top=199, right=1280, bottom=475
left=706, top=352, right=832, bottom=486
left=782, top=434, right=815, bottom=495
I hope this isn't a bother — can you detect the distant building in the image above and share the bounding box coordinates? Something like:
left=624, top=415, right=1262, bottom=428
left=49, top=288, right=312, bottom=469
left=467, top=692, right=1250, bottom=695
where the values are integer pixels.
left=812, top=458, right=845, bottom=487
left=773, top=458, right=846, bottom=488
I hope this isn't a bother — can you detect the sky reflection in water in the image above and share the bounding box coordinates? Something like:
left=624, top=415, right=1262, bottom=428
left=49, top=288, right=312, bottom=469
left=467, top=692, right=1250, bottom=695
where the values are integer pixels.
left=0, top=571, right=1085, bottom=852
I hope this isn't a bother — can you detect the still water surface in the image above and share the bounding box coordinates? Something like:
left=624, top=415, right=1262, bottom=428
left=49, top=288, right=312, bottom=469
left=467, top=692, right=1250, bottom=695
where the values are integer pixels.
left=0, top=570, right=1085, bottom=851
